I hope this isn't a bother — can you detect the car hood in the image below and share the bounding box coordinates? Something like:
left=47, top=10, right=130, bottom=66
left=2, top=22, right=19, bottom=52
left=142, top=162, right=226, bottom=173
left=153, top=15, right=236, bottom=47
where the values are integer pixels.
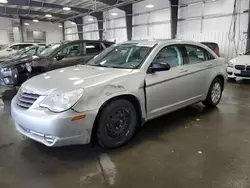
left=0, top=56, right=40, bottom=68
left=21, top=65, right=133, bottom=95
left=230, top=55, right=250, bottom=65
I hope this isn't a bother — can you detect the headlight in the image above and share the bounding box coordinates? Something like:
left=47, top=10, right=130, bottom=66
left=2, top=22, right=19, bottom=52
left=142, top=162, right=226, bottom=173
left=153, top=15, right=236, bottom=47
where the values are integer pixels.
left=227, top=62, right=234, bottom=68
left=25, top=63, right=32, bottom=72
left=40, top=89, right=84, bottom=113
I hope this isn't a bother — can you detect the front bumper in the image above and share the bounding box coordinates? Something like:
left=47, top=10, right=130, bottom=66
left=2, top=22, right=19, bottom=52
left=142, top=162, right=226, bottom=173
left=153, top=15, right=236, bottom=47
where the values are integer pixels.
left=11, top=96, right=98, bottom=147
left=227, top=67, right=250, bottom=79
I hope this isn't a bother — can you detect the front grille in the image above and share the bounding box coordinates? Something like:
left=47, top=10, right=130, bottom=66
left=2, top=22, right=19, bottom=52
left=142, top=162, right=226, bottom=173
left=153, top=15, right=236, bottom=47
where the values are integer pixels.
left=235, top=71, right=250, bottom=78
left=235, top=65, right=246, bottom=70
left=16, top=90, right=40, bottom=109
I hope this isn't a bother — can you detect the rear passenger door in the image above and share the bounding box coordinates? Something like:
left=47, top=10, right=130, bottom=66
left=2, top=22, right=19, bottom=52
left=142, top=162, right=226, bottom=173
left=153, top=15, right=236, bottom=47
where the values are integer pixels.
left=181, top=44, right=216, bottom=99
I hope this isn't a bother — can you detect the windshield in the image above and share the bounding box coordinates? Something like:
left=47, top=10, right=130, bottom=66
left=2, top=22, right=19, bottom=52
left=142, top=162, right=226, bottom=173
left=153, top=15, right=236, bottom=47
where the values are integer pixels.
left=86, top=43, right=154, bottom=69
left=10, top=46, right=33, bottom=59
left=39, top=44, right=62, bottom=57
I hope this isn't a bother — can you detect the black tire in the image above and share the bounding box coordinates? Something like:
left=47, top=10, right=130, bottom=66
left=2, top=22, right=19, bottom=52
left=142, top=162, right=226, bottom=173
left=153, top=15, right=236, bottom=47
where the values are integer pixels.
left=202, top=78, right=223, bottom=108
left=97, top=99, right=137, bottom=148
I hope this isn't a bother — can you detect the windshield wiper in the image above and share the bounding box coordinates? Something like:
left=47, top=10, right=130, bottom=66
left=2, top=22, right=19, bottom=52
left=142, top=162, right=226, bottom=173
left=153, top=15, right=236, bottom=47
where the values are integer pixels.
left=88, top=64, right=129, bottom=69
left=88, top=64, right=108, bottom=67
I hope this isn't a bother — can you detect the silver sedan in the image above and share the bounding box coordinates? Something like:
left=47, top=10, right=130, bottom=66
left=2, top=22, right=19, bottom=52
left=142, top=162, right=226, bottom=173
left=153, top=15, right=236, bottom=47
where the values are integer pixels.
left=11, top=40, right=226, bottom=148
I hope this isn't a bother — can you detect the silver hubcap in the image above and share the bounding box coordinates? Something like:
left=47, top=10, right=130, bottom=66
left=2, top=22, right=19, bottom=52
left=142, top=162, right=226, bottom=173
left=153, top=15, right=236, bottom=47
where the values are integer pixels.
left=211, top=82, right=221, bottom=104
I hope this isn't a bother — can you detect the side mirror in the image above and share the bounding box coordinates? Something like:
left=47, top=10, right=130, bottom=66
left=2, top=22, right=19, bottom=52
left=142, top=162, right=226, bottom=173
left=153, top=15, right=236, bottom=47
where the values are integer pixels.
left=56, top=53, right=65, bottom=61
left=6, top=48, right=13, bottom=51
left=239, top=52, right=244, bottom=56
left=148, top=62, right=171, bottom=73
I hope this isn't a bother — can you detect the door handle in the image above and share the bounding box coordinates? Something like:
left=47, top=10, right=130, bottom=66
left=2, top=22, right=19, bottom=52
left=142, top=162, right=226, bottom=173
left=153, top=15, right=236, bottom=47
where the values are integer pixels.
left=205, top=63, right=213, bottom=68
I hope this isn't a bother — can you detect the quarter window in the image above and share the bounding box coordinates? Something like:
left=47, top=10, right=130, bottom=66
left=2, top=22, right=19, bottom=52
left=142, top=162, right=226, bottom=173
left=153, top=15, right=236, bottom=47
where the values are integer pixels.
left=206, top=51, right=215, bottom=60
left=153, top=45, right=182, bottom=68
left=184, top=45, right=206, bottom=64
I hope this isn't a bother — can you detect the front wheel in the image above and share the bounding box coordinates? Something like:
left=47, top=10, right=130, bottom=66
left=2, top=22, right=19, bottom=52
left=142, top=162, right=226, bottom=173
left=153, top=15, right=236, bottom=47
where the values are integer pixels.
left=202, top=78, right=223, bottom=108
left=96, top=99, right=137, bottom=148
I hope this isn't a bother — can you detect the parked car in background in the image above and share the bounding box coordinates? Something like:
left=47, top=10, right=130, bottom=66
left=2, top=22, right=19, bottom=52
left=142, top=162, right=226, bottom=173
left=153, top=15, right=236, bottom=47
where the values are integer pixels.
left=0, top=44, right=8, bottom=51
left=11, top=40, right=226, bottom=148
left=201, top=42, right=220, bottom=56
left=227, top=50, right=250, bottom=81
left=0, top=43, right=45, bottom=59
left=0, top=40, right=113, bottom=87
left=0, top=45, right=46, bottom=63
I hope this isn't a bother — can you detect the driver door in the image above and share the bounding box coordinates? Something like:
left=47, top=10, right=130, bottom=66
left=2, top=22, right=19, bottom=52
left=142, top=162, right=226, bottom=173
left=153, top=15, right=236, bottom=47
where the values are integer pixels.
left=50, top=41, right=83, bottom=70
left=145, top=44, right=191, bottom=119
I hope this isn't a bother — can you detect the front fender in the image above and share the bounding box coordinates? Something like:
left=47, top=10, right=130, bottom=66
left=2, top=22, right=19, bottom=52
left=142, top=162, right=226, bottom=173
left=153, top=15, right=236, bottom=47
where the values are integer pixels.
left=72, top=84, right=146, bottom=119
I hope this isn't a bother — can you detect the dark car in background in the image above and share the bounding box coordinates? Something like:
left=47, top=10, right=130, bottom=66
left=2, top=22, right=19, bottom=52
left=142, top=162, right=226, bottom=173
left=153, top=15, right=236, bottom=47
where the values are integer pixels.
left=0, top=40, right=113, bottom=87
left=201, top=42, right=220, bottom=56
left=0, top=45, right=46, bottom=63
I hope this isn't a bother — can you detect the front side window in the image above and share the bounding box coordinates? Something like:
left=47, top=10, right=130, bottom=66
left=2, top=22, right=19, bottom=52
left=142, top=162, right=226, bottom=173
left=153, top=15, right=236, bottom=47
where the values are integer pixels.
left=21, top=48, right=36, bottom=57
left=39, top=44, right=62, bottom=57
left=58, top=43, right=81, bottom=57
left=184, top=45, right=206, bottom=64
left=87, top=43, right=154, bottom=69
left=153, top=45, right=182, bottom=68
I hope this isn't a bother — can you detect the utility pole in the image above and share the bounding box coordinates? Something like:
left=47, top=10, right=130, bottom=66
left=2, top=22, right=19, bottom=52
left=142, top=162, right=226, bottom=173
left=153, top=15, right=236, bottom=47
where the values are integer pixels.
left=170, top=0, right=179, bottom=39
left=246, top=1, right=250, bottom=51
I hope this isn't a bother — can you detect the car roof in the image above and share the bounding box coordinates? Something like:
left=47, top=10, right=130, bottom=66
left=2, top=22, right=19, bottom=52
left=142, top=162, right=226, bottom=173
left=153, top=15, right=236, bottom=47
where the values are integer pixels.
left=201, top=42, right=218, bottom=45
left=10, top=43, right=44, bottom=45
left=63, top=40, right=114, bottom=44
left=122, top=39, right=207, bottom=47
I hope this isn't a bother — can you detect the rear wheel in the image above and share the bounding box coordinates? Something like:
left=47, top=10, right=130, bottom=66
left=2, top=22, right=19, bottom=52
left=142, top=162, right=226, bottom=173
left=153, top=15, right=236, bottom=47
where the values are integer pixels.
left=202, top=78, right=223, bottom=108
left=96, top=99, right=137, bottom=148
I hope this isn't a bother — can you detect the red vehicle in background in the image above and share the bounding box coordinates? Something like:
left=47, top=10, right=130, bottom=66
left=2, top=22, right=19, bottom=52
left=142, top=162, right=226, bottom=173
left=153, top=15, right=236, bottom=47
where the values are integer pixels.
left=201, top=42, right=220, bottom=56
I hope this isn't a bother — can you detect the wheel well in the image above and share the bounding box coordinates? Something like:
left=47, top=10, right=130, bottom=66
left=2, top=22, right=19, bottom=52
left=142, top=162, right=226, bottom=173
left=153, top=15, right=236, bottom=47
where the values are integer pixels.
left=215, top=75, right=224, bottom=90
left=91, top=95, right=143, bottom=142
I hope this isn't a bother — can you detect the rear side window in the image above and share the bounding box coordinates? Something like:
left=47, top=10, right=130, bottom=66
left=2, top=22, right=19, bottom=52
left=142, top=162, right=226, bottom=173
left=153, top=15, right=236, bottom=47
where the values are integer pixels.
left=184, top=45, right=206, bottom=64
left=19, top=44, right=33, bottom=49
left=86, top=43, right=101, bottom=54
left=10, top=45, right=20, bottom=50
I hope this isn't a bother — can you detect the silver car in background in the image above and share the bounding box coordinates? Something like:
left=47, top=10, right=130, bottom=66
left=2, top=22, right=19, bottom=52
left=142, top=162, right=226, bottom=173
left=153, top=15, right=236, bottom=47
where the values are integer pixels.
left=11, top=40, right=226, bottom=148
